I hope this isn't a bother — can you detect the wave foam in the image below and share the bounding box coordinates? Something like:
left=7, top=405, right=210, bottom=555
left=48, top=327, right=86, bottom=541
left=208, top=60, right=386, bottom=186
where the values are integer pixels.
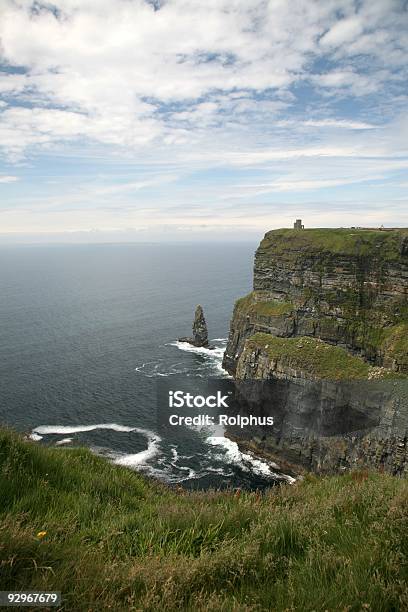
left=33, top=423, right=136, bottom=435
left=55, top=438, right=73, bottom=445
left=135, top=338, right=230, bottom=378
left=206, top=436, right=295, bottom=482
left=135, top=358, right=193, bottom=378
left=31, top=423, right=162, bottom=471
left=114, top=429, right=161, bottom=468
left=170, top=341, right=224, bottom=358
left=170, top=341, right=229, bottom=377
left=29, top=432, right=43, bottom=441
left=170, top=446, right=178, bottom=462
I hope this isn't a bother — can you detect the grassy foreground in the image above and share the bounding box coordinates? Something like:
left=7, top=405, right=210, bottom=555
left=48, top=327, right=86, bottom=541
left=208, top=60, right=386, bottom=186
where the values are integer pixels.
left=1, top=428, right=407, bottom=611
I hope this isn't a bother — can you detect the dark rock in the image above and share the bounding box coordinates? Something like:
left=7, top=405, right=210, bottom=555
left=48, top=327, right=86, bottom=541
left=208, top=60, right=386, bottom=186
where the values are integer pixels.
left=192, top=305, right=209, bottom=346
left=227, top=377, right=408, bottom=476
left=179, top=305, right=213, bottom=348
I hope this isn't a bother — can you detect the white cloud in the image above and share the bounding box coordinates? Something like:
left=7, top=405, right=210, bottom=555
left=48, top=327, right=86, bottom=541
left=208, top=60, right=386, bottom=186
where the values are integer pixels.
left=0, top=174, right=18, bottom=183
left=311, top=69, right=391, bottom=96
left=276, top=119, right=378, bottom=130
left=0, top=0, right=406, bottom=158
left=320, top=16, right=363, bottom=48
left=0, top=105, right=162, bottom=161
left=231, top=177, right=379, bottom=195
left=0, top=0, right=407, bottom=236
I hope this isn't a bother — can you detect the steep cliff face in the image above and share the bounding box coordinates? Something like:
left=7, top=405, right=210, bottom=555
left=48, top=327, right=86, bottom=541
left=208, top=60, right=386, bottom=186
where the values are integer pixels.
left=226, top=376, right=408, bottom=475
left=222, top=228, right=408, bottom=475
left=223, top=228, right=408, bottom=376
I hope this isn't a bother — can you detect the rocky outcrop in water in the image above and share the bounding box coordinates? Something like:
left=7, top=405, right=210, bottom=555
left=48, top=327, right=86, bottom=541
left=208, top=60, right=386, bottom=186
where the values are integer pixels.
left=223, top=228, right=408, bottom=475
left=179, top=304, right=211, bottom=348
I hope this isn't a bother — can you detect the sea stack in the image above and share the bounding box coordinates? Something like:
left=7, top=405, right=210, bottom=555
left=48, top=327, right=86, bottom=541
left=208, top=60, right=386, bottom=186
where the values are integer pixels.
left=179, top=305, right=212, bottom=348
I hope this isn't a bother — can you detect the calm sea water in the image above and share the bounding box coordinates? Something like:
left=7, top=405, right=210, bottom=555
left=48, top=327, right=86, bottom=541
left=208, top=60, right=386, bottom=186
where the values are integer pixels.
left=0, top=243, right=291, bottom=490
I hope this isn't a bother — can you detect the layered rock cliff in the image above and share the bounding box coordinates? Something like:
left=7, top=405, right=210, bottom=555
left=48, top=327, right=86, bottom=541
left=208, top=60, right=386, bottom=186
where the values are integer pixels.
left=222, top=228, right=408, bottom=475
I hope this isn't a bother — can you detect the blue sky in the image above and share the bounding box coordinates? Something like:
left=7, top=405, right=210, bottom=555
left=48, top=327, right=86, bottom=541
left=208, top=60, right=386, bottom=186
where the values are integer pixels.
left=0, top=0, right=407, bottom=242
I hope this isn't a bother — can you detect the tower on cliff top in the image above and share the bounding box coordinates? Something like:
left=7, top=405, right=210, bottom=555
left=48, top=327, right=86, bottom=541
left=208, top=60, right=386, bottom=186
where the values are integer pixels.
left=294, top=219, right=304, bottom=230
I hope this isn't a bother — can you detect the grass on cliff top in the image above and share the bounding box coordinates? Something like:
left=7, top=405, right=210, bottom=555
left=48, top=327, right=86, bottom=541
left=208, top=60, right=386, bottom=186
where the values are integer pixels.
left=1, top=427, right=408, bottom=612
left=235, top=291, right=294, bottom=317
left=246, top=333, right=372, bottom=380
left=260, top=227, right=408, bottom=260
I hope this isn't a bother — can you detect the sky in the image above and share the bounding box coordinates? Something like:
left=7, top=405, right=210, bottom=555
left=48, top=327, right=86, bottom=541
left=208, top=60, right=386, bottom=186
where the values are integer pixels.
left=0, top=0, right=407, bottom=243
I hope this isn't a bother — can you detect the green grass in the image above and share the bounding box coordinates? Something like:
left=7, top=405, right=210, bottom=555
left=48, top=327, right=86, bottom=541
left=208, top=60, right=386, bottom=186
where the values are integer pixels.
left=235, top=291, right=294, bottom=317
left=382, top=324, right=408, bottom=369
left=308, top=286, right=407, bottom=350
left=260, top=228, right=408, bottom=260
left=338, top=319, right=408, bottom=372
left=251, top=300, right=294, bottom=316
left=246, top=333, right=372, bottom=380
left=1, top=428, right=408, bottom=611
left=263, top=227, right=407, bottom=259
left=234, top=292, right=254, bottom=312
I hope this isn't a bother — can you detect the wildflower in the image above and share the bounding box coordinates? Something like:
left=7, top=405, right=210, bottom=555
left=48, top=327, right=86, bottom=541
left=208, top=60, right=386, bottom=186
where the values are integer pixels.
left=37, top=531, right=47, bottom=538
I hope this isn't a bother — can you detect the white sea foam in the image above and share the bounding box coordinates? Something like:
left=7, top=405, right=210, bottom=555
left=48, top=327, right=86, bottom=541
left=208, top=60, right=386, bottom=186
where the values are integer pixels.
left=135, top=338, right=229, bottom=378
left=29, top=432, right=43, bottom=441
left=31, top=423, right=162, bottom=471
left=135, top=358, right=191, bottom=377
left=33, top=423, right=136, bottom=435
left=207, top=466, right=233, bottom=476
left=170, top=340, right=230, bottom=377
left=206, top=435, right=295, bottom=483
left=114, top=429, right=161, bottom=468
left=171, top=446, right=179, bottom=462
left=131, top=462, right=200, bottom=484
left=55, top=438, right=73, bottom=445
left=170, top=341, right=224, bottom=358
left=30, top=417, right=294, bottom=486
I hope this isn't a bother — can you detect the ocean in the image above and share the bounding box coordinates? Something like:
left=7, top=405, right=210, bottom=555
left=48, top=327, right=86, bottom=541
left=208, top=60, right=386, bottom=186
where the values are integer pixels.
left=0, top=242, right=291, bottom=490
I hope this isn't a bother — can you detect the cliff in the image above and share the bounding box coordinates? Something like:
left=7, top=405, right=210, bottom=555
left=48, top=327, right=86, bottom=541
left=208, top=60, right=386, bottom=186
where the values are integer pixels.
left=223, top=228, right=408, bottom=475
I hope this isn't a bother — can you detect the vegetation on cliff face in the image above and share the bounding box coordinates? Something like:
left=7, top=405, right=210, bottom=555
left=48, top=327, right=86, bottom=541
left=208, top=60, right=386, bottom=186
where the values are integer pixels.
left=382, top=324, right=408, bottom=371
left=242, top=333, right=371, bottom=380
left=241, top=333, right=406, bottom=381
left=1, top=428, right=408, bottom=611
left=235, top=291, right=294, bottom=317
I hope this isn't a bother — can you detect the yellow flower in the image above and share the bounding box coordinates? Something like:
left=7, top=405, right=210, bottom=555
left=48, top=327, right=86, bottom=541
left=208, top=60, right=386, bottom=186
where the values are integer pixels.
left=37, top=531, right=47, bottom=538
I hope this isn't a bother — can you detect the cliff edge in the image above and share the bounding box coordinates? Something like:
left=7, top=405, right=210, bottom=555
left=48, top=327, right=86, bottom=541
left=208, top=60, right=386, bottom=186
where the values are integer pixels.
left=223, top=228, right=408, bottom=474
left=224, top=227, right=408, bottom=377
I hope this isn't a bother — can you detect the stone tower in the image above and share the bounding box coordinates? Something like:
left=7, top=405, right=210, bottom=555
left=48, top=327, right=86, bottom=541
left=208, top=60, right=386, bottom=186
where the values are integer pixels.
left=294, top=219, right=304, bottom=230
